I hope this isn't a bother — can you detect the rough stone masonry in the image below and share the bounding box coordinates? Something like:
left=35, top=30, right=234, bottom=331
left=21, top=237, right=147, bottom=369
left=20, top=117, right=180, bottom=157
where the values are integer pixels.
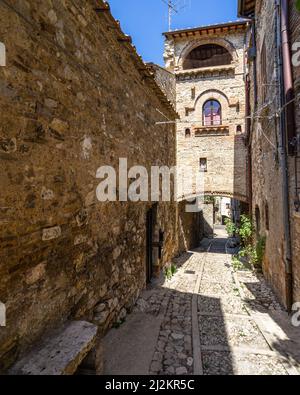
left=0, top=0, right=179, bottom=372
left=163, top=21, right=249, bottom=203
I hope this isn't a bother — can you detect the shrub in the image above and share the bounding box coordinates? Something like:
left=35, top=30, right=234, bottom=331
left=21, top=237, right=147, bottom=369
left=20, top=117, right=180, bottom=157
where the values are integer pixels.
left=238, top=215, right=253, bottom=246
left=165, top=263, right=177, bottom=280
left=225, top=218, right=237, bottom=237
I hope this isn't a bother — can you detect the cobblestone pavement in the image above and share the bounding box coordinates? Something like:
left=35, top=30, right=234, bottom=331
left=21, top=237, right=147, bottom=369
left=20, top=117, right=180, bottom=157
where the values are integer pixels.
left=135, top=227, right=300, bottom=376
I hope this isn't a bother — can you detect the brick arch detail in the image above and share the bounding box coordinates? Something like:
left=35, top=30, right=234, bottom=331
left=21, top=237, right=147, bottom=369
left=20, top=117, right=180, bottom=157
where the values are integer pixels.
left=177, top=37, right=239, bottom=69
left=194, top=90, right=229, bottom=121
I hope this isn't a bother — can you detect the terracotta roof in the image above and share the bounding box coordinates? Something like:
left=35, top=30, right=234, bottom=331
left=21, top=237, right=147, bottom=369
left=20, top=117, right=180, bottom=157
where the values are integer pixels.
left=163, top=20, right=249, bottom=38
left=237, top=0, right=256, bottom=17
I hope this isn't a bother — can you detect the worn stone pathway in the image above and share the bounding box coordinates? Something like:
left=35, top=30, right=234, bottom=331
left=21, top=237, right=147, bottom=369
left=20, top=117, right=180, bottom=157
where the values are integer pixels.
left=103, top=227, right=300, bottom=375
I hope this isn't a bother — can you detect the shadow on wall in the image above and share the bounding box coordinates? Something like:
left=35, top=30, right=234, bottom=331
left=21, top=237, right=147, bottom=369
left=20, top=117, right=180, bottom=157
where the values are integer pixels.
left=177, top=202, right=221, bottom=254
left=178, top=200, right=203, bottom=253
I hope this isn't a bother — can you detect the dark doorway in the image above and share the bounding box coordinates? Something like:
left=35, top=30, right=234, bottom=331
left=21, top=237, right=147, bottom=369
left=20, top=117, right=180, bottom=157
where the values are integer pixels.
left=146, top=204, right=158, bottom=284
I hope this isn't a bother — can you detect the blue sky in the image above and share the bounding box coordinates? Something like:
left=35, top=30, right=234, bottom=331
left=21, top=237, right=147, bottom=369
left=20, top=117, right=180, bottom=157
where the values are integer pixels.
left=109, top=0, right=240, bottom=65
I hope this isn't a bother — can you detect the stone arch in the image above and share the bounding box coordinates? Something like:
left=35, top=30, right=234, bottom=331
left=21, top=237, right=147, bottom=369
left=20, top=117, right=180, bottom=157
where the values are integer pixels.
left=194, top=89, right=229, bottom=124
left=177, top=37, right=239, bottom=69
left=0, top=42, right=5, bottom=67
left=196, top=192, right=249, bottom=204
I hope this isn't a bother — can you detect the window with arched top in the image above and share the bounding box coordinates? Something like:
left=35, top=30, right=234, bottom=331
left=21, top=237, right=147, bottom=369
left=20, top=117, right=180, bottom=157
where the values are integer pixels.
left=183, top=44, right=232, bottom=70
left=203, top=100, right=222, bottom=126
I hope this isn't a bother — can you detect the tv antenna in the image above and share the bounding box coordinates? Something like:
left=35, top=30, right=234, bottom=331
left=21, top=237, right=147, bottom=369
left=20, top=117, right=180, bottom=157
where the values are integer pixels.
left=162, top=0, right=191, bottom=31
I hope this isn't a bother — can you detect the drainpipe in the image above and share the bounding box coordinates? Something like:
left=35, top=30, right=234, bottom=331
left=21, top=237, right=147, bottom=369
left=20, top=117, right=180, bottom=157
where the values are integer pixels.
left=246, top=77, right=253, bottom=216
left=244, top=21, right=253, bottom=216
left=276, top=0, right=293, bottom=311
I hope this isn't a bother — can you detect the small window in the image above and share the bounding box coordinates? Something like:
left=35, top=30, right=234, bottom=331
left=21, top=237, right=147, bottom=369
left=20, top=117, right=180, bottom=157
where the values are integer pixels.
left=200, top=158, right=207, bottom=172
left=203, top=100, right=222, bottom=126
left=236, top=125, right=242, bottom=133
left=185, top=128, right=191, bottom=138
left=191, top=87, right=196, bottom=100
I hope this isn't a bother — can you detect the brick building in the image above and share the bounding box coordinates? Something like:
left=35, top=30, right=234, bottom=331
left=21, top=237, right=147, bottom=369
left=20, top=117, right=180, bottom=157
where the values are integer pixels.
left=0, top=0, right=178, bottom=372
left=238, top=0, right=300, bottom=309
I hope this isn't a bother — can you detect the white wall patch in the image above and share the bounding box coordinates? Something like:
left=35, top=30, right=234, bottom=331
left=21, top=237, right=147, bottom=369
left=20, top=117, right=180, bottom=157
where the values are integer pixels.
left=0, top=42, right=6, bottom=66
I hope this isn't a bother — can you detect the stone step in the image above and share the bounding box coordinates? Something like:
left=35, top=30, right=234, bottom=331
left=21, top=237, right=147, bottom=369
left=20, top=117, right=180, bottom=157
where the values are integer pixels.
left=9, top=321, right=98, bottom=375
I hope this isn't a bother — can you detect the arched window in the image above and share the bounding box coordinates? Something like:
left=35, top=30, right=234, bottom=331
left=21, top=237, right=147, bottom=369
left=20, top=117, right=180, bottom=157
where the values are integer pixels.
left=183, top=44, right=232, bottom=70
left=203, top=100, right=222, bottom=126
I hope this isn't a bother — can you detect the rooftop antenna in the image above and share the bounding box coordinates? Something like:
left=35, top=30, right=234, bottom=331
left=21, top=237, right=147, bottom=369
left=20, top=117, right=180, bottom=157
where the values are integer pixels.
left=162, top=0, right=191, bottom=31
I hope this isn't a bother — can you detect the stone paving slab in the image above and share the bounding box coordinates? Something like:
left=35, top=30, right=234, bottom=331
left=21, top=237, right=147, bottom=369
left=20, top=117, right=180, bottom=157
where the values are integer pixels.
left=198, top=294, right=248, bottom=316
left=199, top=281, right=240, bottom=298
left=202, top=351, right=289, bottom=375
left=199, top=315, right=270, bottom=349
left=103, top=227, right=299, bottom=376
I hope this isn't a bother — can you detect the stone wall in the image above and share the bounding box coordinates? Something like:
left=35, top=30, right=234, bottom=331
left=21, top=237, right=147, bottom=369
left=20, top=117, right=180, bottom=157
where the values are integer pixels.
left=202, top=203, right=214, bottom=238
left=290, top=0, right=300, bottom=304
left=164, top=25, right=248, bottom=203
left=147, top=63, right=176, bottom=108
left=250, top=0, right=287, bottom=306
left=177, top=200, right=202, bottom=253
left=293, top=213, right=300, bottom=303
left=0, top=0, right=178, bottom=371
left=249, top=0, right=300, bottom=308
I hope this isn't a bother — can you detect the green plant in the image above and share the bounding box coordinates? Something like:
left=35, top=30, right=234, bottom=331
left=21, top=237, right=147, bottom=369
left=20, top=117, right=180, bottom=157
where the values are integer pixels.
left=254, top=236, right=266, bottom=268
left=113, top=318, right=126, bottom=329
left=165, top=263, right=177, bottom=280
left=204, top=196, right=215, bottom=204
left=225, top=218, right=237, bottom=237
left=232, top=255, right=245, bottom=271
left=238, top=215, right=253, bottom=246
left=296, top=0, right=300, bottom=12
left=233, top=236, right=266, bottom=271
left=171, top=264, right=177, bottom=276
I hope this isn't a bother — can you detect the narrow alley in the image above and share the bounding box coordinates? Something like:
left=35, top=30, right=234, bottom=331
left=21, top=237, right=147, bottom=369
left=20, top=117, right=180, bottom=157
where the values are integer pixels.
left=103, top=227, right=300, bottom=376
left=1, top=0, right=300, bottom=378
